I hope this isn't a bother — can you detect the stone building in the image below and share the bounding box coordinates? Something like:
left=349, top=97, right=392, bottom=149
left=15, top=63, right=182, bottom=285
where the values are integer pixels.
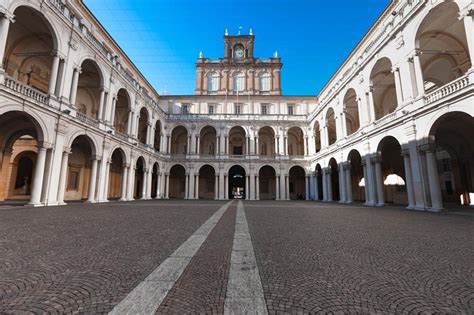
left=0, top=0, right=472, bottom=211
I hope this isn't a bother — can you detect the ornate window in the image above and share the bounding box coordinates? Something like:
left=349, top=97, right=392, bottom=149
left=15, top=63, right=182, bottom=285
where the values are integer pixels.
left=207, top=71, right=219, bottom=93
left=233, top=72, right=245, bottom=93
left=259, top=72, right=271, bottom=93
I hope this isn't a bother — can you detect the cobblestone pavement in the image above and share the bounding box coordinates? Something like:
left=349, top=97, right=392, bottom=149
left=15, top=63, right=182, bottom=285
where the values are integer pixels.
left=156, top=203, right=237, bottom=314
left=1, top=200, right=473, bottom=314
left=244, top=201, right=474, bottom=314
left=0, top=200, right=222, bottom=314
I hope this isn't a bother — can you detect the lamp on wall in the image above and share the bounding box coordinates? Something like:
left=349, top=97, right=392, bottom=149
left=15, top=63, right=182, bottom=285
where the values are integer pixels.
left=62, top=109, right=71, bottom=115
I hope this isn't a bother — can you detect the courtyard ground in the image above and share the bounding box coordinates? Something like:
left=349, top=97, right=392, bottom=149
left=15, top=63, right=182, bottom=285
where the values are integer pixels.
left=0, top=200, right=472, bottom=314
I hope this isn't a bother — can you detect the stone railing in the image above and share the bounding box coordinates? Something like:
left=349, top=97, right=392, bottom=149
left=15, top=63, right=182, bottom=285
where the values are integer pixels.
left=4, top=76, right=49, bottom=104
left=373, top=111, right=398, bottom=127
left=114, top=131, right=129, bottom=141
left=76, top=112, right=99, bottom=127
left=424, top=75, right=470, bottom=105
left=137, top=142, right=148, bottom=150
left=166, top=113, right=307, bottom=122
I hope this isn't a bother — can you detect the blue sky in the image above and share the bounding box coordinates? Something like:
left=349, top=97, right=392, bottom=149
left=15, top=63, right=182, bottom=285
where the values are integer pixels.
left=84, top=0, right=391, bottom=96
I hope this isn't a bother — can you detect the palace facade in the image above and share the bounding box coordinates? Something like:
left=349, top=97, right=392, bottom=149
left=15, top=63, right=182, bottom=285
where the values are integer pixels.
left=0, top=0, right=473, bottom=211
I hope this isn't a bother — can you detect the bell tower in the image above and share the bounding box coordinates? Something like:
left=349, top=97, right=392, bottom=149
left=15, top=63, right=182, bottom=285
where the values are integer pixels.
left=195, top=29, right=282, bottom=96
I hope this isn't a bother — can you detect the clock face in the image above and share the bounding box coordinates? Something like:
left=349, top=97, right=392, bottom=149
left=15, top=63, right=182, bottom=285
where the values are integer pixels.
left=234, top=47, right=244, bottom=59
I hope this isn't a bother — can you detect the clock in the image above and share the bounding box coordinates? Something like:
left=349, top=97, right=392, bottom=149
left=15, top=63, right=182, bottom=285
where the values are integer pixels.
left=234, top=46, right=244, bottom=59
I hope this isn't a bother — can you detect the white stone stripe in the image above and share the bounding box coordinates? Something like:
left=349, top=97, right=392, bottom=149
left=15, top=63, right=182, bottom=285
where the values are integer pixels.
left=224, top=201, right=268, bottom=314
left=109, top=201, right=233, bottom=315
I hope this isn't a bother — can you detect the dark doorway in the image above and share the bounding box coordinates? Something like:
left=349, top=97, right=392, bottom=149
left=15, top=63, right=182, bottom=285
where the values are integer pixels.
left=229, top=165, right=246, bottom=199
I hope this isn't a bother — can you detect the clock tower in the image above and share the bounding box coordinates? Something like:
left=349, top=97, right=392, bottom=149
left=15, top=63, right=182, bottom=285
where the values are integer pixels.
left=195, top=30, right=282, bottom=96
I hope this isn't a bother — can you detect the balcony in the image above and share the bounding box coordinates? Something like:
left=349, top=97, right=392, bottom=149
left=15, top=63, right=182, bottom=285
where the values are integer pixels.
left=424, top=75, right=470, bottom=105
left=4, top=75, right=49, bottom=105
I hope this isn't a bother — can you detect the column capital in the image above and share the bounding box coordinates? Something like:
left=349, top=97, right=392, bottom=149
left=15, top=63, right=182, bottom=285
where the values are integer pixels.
left=418, top=143, right=436, bottom=153
left=63, top=147, right=72, bottom=155
left=400, top=149, right=410, bottom=157
left=0, top=8, right=15, bottom=22
left=371, top=154, right=382, bottom=163
left=91, top=155, right=101, bottom=161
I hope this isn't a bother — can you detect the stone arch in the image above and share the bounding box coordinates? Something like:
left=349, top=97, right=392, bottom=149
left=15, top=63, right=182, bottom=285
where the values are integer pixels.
left=169, top=164, right=186, bottom=199
left=328, top=158, right=340, bottom=201
left=171, top=125, right=188, bottom=155
left=347, top=149, right=365, bottom=202
left=326, top=108, right=337, bottom=146
left=343, top=89, right=360, bottom=136
left=259, top=165, right=276, bottom=200
left=370, top=57, right=398, bottom=120
left=313, top=121, right=321, bottom=153
left=199, top=125, right=217, bottom=155
left=151, top=162, right=160, bottom=199
left=314, top=163, right=323, bottom=200
left=114, top=88, right=132, bottom=134
left=228, top=165, right=246, bottom=199
left=75, top=59, right=104, bottom=120
left=229, top=126, right=246, bottom=155
left=289, top=165, right=306, bottom=200
left=287, top=126, right=304, bottom=156
left=133, top=156, right=147, bottom=199
left=108, top=148, right=126, bottom=200
left=154, top=120, right=162, bottom=151
left=258, top=126, right=275, bottom=156
left=137, top=107, right=149, bottom=144
left=415, top=1, right=471, bottom=93
left=198, top=164, right=216, bottom=199
left=4, top=5, right=59, bottom=93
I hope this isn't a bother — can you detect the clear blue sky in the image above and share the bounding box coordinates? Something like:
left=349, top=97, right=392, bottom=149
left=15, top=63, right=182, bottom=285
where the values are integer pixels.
left=84, top=0, right=391, bottom=96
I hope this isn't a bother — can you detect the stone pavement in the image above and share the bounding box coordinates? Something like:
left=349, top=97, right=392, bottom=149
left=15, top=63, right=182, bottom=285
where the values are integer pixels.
left=0, top=200, right=473, bottom=314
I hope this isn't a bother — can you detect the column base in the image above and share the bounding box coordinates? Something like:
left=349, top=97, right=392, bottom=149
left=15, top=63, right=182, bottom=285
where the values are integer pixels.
left=428, top=207, right=443, bottom=212
left=27, top=202, right=44, bottom=207
left=97, top=199, right=109, bottom=203
left=413, top=206, right=427, bottom=211
left=376, top=203, right=385, bottom=207
left=84, top=200, right=97, bottom=204
left=364, top=202, right=376, bottom=207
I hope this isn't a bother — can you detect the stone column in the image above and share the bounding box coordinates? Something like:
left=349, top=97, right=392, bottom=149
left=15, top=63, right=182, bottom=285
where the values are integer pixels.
left=401, top=150, right=415, bottom=209
left=305, top=175, right=310, bottom=200
left=393, top=67, right=404, bottom=107
left=285, top=175, right=290, bottom=200
left=140, top=169, right=147, bottom=200
left=365, top=155, right=378, bottom=206
left=339, top=164, right=346, bottom=203
left=284, top=136, right=288, bottom=155
left=362, top=160, right=370, bottom=205
left=0, top=12, right=13, bottom=70
left=69, top=67, right=81, bottom=106
left=147, top=167, right=153, bottom=199
left=373, top=156, right=385, bottom=206
left=155, top=172, right=161, bottom=199
left=276, top=175, right=280, bottom=200
left=103, top=160, right=111, bottom=202
left=425, top=145, right=443, bottom=211
left=322, top=170, right=327, bottom=201
left=255, top=175, right=260, bottom=200
left=56, top=150, right=70, bottom=205
left=30, top=147, right=47, bottom=205
left=214, top=175, right=219, bottom=200
left=97, top=88, right=106, bottom=121
left=224, top=174, right=229, bottom=200
left=120, top=165, right=128, bottom=201
left=246, top=175, right=251, bottom=200
left=109, top=96, right=118, bottom=126
left=412, top=50, right=425, bottom=97
left=48, top=53, right=60, bottom=96
left=314, top=171, right=320, bottom=201
left=146, top=124, right=152, bottom=146
left=187, top=136, right=192, bottom=155
left=126, top=110, right=133, bottom=134
left=86, top=157, right=99, bottom=203
left=165, top=174, right=170, bottom=198
left=184, top=173, right=189, bottom=199
left=167, top=135, right=171, bottom=154
left=196, top=135, right=200, bottom=155
left=345, top=163, right=353, bottom=204
left=366, top=88, right=375, bottom=122
left=327, top=168, right=333, bottom=201
left=194, top=174, right=199, bottom=199
left=254, top=136, right=259, bottom=155
left=462, top=11, right=474, bottom=69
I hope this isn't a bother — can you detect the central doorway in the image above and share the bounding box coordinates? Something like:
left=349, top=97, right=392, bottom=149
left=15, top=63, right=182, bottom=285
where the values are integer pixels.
left=229, top=165, right=246, bottom=199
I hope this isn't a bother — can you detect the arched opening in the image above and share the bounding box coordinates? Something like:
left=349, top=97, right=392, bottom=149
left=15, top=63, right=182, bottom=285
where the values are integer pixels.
left=314, top=122, right=321, bottom=153
left=154, top=121, right=162, bottom=151
left=344, top=89, right=360, bottom=136
left=4, top=6, right=56, bottom=93
left=429, top=112, right=474, bottom=207
left=108, top=149, right=125, bottom=200
left=315, top=164, right=323, bottom=200
left=169, top=164, right=186, bottom=199
left=65, top=135, right=95, bottom=202
left=416, top=2, right=471, bottom=93
left=259, top=165, right=276, bottom=200
left=75, top=60, right=103, bottom=120
left=329, top=158, right=340, bottom=201
left=377, top=136, right=407, bottom=205
left=347, top=150, right=365, bottom=202
left=0, top=111, right=44, bottom=203
left=289, top=166, right=305, bottom=200
left=114, top=89, right=131, bottom=134
left=370, top=58, right=398, bottom=120
left=137, top=108, right=149, bottom=145
left=229, top=126, right=246, bottom=155
left=229, top=165, right=246, bottom=199
left=326, top=108, right=337, bottom=145
left=287, top=127, right=304, bottom=156
left=151, top=163, right=159, bottom=199
left=170, top=126, right=188, bottom=155
left=258, top=126, right=275, bottom=156
left=198, top=165, right=216, bottom=199
left=199, top=126, right=217, bottom=156
left=134, top=157, right=146, bottom=199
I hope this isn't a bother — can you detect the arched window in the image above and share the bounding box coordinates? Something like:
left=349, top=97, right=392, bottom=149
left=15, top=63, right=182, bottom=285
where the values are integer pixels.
left=233, top=72, right=245, bottom=93
left=207, top=71, right=219, bottom=93
left=260, top=72, right=271, bottom=92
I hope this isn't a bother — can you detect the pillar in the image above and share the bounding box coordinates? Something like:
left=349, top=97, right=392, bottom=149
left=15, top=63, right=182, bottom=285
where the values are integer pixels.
left=285, top=175, right=290, bottom=200
left=463, top=11, right=474, bottom=70
left=48, top=53, right=60, bottom=96
left=401, top=150, right=415, bottom=209
left=214, top=175, right=218, bottom=200
left=147, top=168, right=153, bottom=199
left=339, top=164, right=346, bottom=203
left=109, top=97, right=118, bottom=126
left=185, top=173, right=189, bottom=199
left=412, top=51, right=425, bottom=97
left=373, top=156, right=385, bottom=206
left=425, top=146, right=443, bottom=211
left=195, top=174, right=199, bottom=199
left=56, top=150, right=70, bottom=205
left=276, top=174, right=280, bottom=200
left=255, top=175, right=260, bottom=200
left=140, top=169, right=147, bottom=199
left=29, top=147, right=47, bottom=206
left=224, top=174, right=229, bottom=200
left=305, top=175, right=310, bottom=200
left=103, top=160, right=111, bottom=202
left=155, top=172, right=161, bottom=199
left=97, top=88, right=106, bottom=121
left=327, top=168, right=333, bottom=201
left=0, top=13, right=13, bottom=70
left=255, top=136, right=259, bottom=155
left=120, top=165, right=128, bottom=201
left=392, top=67, right=404, bottom=106
left=69, top=68, right=81, bottom=106
left=345, top=163, right=353, bottom=204
left=322, top=170, right=328, bottom=201
left=366, top=88, right=375, bottom=123
left=126, top=110, right=133, bottom=134
left=362, top=160, right=370, bottom=205
left=86, top=157, right=99, bottom=203
left=165, top=174, right=170, bottom=198
left=314, top=172, right=320, bottom=201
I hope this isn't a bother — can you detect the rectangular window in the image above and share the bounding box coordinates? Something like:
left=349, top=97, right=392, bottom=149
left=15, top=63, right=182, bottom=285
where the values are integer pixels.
left=288, top=105, right=294, bottom=115
left=235, top=103, right=242, bottom=115
left=181, top=104, right=189, bottom=115
left=208, top=105, right=214, bottom=115
left=261, top=104, right=268, bottom=115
